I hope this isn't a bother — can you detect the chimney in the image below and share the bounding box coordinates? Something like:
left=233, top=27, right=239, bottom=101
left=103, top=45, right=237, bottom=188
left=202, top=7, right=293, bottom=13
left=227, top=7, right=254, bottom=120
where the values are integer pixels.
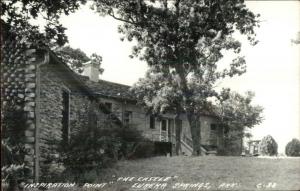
left=83, top=61, right=100, bottom=82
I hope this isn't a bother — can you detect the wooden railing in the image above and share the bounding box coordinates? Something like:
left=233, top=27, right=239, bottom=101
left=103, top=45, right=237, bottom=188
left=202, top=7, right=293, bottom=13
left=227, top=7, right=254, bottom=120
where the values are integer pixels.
left=149, top=133, right=175, bottom=143
left=149, top=133, right=217, bottom=155
left=171, top=134, right=193, bottom=154
left=182, top=134, right=216, bottom=154
left=183, top=134, right=193, bottom=149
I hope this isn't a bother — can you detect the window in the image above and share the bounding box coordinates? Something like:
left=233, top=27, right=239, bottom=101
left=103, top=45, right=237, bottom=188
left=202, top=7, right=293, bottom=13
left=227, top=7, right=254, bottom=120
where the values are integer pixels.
left=150, top=115, right=155, bottom=129
left=124, top=111, right=132, bottom=125
left=104, top=102, right=112, bottom=112
left=210, top=124, right=218, bottom=146
left=161, top=119, right=167, bottom=131
left=62, top=91, right=70, bottom=144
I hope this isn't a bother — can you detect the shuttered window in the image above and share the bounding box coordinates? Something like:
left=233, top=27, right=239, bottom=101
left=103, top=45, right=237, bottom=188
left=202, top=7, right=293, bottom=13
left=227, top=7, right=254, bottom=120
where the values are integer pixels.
left=62, top=91, right=70, bottom=144
left=150, top=115, right=155, bottom=129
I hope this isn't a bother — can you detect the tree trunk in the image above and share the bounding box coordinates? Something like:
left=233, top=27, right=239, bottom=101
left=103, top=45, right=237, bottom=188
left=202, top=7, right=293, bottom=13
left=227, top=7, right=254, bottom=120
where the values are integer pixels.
left=173, top=56, right=202, bottom=156
left=186, top=110, right=202, bottom=156
left=175, top=115, right=182, bottom=155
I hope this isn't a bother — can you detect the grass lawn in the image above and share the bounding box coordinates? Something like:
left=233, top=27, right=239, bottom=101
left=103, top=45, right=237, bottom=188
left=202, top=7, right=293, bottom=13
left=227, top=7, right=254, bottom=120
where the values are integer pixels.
left=93, top=156, right=300, bottom=191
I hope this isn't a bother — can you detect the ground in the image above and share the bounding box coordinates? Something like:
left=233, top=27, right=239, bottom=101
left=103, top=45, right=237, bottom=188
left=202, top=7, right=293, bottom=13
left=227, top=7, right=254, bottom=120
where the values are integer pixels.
left=91, top=156, right=300, bottom=191
left=32, top=156, right=300, bottom=191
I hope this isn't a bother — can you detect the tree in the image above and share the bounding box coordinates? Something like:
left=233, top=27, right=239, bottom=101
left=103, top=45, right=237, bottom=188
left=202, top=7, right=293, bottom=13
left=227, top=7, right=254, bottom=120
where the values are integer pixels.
left=215, top=90, right=264, bottom=155
left=93, top=0, right=260, bottom=155
left=1, top=1, right=104, bottom=74
left=54, top=46, right=104, bottom=74
left=1, top=0, right=88, bottom=46
left=1, top=0, right=106, bottom=74
left=285, top=138, right=300, bottom=157
left=259, top=135, right=278, bottom=156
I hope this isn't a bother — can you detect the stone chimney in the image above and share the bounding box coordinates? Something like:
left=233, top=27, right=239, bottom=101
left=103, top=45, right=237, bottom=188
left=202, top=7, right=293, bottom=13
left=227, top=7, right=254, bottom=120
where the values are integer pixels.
left=83, top=61, right=100, bottom=82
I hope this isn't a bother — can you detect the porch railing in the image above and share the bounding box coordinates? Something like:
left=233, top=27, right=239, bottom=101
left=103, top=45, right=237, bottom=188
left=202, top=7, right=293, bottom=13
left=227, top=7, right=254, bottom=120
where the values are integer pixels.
left=148, top=133, right=217, bottom=155
left=183, top=134, right=193, bottom=149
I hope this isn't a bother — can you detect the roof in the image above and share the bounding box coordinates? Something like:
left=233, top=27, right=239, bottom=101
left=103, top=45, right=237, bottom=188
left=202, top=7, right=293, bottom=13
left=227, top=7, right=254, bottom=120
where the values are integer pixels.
left=48, top=50, right=218, bottom=118
left=78, top=76, right=219, bottom=118
left=78, top=75, right=137, bottom=102
left=46, top=50, right=123, bottom=125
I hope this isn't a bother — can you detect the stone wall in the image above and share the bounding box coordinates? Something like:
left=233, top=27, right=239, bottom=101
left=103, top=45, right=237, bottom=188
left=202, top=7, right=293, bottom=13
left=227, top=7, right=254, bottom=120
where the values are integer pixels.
left=1, top=35, right=45, bottom=182
left=39, top=64, right=65, bottom=180
left=38, top=61, right=109, bottom=181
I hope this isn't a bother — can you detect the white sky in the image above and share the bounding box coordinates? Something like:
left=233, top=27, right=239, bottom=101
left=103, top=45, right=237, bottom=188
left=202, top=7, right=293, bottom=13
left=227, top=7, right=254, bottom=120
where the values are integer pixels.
left=59, top=1, right=300, bottom=153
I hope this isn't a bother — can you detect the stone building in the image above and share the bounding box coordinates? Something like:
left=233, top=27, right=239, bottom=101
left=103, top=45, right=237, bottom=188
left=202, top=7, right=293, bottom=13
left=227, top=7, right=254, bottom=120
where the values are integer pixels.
left=1, top=34, right=121, bottom=182
left=2, top=33, right=242, bottom=183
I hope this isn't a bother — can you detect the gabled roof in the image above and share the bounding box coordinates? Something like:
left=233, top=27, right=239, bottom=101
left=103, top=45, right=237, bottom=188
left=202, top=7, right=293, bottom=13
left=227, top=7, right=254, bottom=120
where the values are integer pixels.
left=78, top=75, right=137, bottom=102
left=47, top=50, right=123, bottom=125
left=77, top=76, right=219, bottom=118
left=49, top=49, right=218, bottom=118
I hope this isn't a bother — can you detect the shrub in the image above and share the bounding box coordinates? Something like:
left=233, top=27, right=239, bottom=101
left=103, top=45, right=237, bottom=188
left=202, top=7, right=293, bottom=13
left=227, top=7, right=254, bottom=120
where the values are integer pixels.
left=217, top=143, right=242, bottom=156
left=113, top=125, right=146, bottom=159
left=1, top=140, right=31, bottom=191
left=285, top=139, right=300, bottom=156
left=128, top=141, right=155, bottom=159
left=259, top=135, right=278, bottom=156
left=60, top=124, right=148, bottom=182
left=61, top=126, right=121, bottom=182
left=217, top=133, right=243, bottom=156
left=2, top=105, right=31, bottom=190
left=154, top=142, right=172, bottom=156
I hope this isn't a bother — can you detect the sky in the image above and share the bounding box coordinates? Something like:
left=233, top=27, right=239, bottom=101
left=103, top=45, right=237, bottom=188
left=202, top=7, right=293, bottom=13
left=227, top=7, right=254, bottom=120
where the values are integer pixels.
left=58, top=1, right=300, bottom=153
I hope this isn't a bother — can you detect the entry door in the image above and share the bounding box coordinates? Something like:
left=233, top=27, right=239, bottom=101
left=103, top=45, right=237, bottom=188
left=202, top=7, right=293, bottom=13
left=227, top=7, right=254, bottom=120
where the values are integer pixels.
left=160, top=119, right=168, bottom=142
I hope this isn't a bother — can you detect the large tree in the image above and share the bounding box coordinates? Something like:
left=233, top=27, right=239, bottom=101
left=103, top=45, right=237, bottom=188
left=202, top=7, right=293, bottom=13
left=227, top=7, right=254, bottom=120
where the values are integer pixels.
left=1, top=0, right=87, bottom=46
left=1, top=1, right=103, bottom=74
left=93, top=0, right=260, bottom=155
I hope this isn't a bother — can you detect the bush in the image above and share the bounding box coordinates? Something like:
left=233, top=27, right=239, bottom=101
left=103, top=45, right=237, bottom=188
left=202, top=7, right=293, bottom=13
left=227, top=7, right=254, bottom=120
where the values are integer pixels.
left=217, top=135, right=243, bottom=156
left=60, top=124, right=148, bottom=182
left=217, top=144, right=242, bottom=156
left=154, top=142, right=172, bottom=156
left=259, top=135, right=278, bottom=156
left=128, top=141, right=155, bottom=159
left=113, top=125, right=146, bottom=159
left=61, top=127, right=120, bottom=182
left=285, top=139, right=300, bottom=156
left=2, top=105, right=31, bottom=190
